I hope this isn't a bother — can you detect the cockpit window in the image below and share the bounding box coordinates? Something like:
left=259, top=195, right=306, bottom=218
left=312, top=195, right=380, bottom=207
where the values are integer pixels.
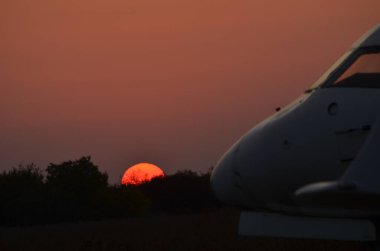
left=331, top=48, right=380, bottom=88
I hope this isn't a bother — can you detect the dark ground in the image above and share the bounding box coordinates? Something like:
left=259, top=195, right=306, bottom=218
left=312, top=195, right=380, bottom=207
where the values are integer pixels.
left=0, top=208, right=372, bottom=251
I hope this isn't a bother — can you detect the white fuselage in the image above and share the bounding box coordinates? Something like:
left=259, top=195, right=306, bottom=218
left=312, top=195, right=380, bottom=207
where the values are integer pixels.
left=211, top=88, right=379, bottom=210
left=211, top=24, right=380, bottom=216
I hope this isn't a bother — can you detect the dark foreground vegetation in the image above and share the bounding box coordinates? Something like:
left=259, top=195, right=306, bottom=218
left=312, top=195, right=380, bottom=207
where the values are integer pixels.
left=0, top=157, right=373, bottom=250
left=0, top=208, right=370, bottom=251
left=0, top=156, right=219, bottom=226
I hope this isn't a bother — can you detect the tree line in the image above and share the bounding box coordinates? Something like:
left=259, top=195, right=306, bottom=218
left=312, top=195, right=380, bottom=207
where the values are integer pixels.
left=0, top=156, right=219, bottom=226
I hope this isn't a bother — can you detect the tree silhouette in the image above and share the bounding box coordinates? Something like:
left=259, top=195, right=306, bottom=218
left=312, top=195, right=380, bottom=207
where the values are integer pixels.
left=46, top=156, right=108, bottom=196
left=45, top=156, right=109, bottom=221
left=0, top=157, right=219, bottom=226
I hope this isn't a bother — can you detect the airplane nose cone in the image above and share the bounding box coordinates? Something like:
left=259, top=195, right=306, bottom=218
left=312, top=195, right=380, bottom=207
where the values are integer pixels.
left=211, top=145, right=251, bottom=206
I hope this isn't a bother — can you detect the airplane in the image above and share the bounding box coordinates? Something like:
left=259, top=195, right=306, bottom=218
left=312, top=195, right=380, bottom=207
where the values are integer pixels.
left=210, top=24, right=380, bottom=244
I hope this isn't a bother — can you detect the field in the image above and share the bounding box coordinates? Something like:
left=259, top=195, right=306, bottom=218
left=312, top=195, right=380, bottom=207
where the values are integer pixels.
left=0, top=208, right=372, bottom=251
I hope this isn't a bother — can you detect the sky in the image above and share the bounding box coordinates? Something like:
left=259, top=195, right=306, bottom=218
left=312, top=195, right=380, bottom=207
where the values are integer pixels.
left=1, top=0, right=380, bottom=183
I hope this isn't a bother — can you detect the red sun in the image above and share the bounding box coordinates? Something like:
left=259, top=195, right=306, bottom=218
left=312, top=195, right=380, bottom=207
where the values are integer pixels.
left=121, top=163, right=165, bottom=185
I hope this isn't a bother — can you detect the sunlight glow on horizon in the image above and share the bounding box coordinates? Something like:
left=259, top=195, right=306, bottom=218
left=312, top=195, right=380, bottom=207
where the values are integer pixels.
left=121, top=163, right=165, bottom=185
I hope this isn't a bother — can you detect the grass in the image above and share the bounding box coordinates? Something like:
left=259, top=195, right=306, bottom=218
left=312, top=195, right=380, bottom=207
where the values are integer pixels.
left=0, top=208, right=372, bottom=251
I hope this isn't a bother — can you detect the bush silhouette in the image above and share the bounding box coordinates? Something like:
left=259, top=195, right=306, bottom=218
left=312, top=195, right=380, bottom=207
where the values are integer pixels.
left=101, top=185, right=151, bottom=218
left=0, top=164, right=45, bottom=226
left=139, top=170, right=219, bottom=213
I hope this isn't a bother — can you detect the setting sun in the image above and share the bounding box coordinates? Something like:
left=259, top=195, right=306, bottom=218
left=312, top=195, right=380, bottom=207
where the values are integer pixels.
left=121, top=163, right=165, bottom=186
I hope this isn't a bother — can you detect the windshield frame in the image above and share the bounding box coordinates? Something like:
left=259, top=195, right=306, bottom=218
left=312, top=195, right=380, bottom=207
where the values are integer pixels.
left=321, top=46, right=380, bottom=88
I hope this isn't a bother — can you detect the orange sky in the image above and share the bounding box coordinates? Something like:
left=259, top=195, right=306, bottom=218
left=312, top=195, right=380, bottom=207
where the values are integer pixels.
left=1, top=0, right=380, bottom=182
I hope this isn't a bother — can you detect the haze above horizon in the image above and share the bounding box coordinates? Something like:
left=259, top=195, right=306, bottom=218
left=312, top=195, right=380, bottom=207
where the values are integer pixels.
left=1, top=0, right=379, bottom=183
